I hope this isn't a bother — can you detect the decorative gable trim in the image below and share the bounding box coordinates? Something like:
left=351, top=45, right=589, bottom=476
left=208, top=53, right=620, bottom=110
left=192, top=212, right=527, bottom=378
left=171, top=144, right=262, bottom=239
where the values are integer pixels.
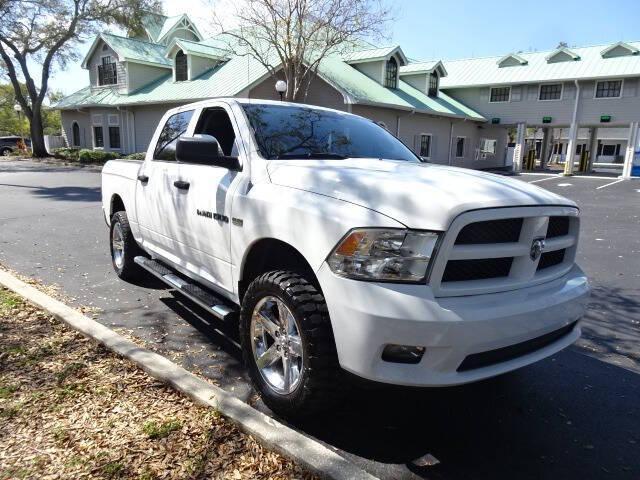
left=497, top=53, right=528, bottom=68
left=157, top=14, right=203, bottom=44
left=601, top=41, right=639, bottom=58
left=545, top=47, right=580, bottom=63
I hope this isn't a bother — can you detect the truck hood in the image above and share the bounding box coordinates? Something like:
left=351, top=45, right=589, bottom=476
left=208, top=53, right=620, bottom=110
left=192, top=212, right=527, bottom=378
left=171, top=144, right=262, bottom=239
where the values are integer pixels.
left=267, top=159, right=575, bottom=230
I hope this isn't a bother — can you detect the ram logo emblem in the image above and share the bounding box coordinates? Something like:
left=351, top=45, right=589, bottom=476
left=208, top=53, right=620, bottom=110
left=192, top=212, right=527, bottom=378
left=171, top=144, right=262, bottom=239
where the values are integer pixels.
left=530, top=238, right=546, bottom=261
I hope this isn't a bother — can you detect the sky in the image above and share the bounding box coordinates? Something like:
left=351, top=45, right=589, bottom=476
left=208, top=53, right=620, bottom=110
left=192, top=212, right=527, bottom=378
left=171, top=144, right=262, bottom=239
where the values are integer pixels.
left=45, top=0, right=640, bottom=96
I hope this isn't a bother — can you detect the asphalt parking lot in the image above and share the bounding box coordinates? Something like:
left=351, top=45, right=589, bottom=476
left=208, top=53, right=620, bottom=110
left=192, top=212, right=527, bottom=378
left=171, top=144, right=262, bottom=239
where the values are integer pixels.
left=0, top=160, right=638, bottom=479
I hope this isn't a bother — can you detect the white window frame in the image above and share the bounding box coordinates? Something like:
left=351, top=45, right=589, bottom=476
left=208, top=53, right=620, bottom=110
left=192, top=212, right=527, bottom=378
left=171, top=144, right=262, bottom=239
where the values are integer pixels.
left=92, top=125, right=104, bottom=150
left=478, top=138, right=497, bottom=155
left=538, top=83, right=564, bottom=102
left=108, top=125, right=122, bottom=151
left=594, top=79, right=624, bottom=99
left=455, top=136, right=466, bottom=158
left=418, top=133, right=432, bottom=159
left=489, top=86, right=511, bottom=103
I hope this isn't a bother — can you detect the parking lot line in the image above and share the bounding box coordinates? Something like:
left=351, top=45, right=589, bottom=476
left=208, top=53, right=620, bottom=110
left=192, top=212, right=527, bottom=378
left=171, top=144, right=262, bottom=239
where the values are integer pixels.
left=528, top=176, right=559, bottom=184
left=596, top=179, right=625, bottom=190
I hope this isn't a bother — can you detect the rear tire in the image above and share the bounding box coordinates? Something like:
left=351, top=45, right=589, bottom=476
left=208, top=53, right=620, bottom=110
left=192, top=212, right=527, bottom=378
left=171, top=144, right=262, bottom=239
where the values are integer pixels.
left=110, top=211, right=143, bottom=281
left=240, top=270, right=344, bottom=418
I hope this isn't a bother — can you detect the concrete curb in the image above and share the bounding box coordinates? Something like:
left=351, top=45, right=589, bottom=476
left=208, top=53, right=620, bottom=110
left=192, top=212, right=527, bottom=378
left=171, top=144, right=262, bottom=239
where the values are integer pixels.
left=0, top=270, right=377, bottom=480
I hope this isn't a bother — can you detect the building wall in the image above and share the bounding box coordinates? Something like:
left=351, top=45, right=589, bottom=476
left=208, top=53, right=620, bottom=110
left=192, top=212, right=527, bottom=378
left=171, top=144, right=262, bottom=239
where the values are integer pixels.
left=444, top=77, right=640, bottom=127
left=87, top=40, right=127, bottom=92
left=401, top=73, right=428, bottom=93
left=189, top=55, right=217, bottom=79
left=132, top=104, right=174, bottom=153
left=163, top=28, right=199, bottom=45
left=353, top=60, right=385, bottom=84
left=60, top=111, right=92, bottom=149
left=248, top=74, right=345, bottom=110
left=127, top=62, right=171, bottom=93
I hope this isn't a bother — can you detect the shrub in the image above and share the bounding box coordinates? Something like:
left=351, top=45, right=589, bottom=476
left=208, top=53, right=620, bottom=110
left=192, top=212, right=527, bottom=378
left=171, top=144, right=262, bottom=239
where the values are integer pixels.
left=124, top=152, right=145, bottom=160
left=52, top=147, right=80, bottom=161
left=77, top=149, right=120, bottom=164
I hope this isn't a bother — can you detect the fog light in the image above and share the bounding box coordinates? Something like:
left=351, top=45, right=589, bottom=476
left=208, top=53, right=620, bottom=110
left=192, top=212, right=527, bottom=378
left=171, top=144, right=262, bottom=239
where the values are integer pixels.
left=381, top=344, right=425, bottom=364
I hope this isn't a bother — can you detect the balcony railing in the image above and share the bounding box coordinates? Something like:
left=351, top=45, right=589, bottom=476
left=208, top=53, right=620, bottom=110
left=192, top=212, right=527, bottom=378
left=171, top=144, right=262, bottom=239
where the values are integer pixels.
left=98, top=63, right=117, bottom=86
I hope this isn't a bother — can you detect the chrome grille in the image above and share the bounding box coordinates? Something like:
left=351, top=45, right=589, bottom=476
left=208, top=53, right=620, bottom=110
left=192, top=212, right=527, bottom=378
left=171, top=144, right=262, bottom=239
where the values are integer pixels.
left=429, top=207, right=579, bottom=297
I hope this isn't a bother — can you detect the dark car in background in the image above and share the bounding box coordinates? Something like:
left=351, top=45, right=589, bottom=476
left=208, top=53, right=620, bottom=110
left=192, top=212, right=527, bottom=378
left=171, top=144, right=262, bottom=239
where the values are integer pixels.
left=0, top=136, right=31, bottom=156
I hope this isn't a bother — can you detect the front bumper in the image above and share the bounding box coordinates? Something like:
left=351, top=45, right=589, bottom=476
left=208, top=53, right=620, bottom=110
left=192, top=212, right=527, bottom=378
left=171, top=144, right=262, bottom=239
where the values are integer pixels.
left=317, top=263, right=590, bottom=386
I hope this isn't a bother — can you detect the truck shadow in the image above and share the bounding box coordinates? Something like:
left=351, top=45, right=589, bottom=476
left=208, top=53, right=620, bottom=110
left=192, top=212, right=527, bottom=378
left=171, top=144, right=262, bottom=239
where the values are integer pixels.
left=291, top=350, right=640, bottom=479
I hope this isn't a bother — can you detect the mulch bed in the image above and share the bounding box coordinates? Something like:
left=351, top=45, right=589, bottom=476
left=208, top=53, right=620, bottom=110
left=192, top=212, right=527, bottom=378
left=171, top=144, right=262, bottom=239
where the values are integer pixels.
left=0, top=288, right=314, bottom=479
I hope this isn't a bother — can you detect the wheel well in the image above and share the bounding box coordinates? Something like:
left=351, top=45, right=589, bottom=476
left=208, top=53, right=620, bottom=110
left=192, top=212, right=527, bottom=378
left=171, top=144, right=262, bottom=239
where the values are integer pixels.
left=110, top=194, right=125, bottom=217
left=239, top=239, right=320, bottom=300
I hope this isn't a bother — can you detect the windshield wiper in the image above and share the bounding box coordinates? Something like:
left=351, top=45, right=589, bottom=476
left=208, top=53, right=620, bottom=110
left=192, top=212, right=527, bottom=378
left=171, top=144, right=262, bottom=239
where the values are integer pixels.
left=273, top=152, right=348, bottom=160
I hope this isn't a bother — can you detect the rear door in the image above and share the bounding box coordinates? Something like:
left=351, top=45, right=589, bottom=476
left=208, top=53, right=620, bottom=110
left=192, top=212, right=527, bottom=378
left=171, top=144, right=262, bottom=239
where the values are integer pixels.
left=172, top=104, right=246, bottom=294
left=135, top=108, right=195, bottom=257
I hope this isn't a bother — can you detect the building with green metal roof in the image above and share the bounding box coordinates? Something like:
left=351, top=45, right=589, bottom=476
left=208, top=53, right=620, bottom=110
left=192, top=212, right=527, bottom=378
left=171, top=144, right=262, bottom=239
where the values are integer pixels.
left=55, top=13, right=640, bottom=176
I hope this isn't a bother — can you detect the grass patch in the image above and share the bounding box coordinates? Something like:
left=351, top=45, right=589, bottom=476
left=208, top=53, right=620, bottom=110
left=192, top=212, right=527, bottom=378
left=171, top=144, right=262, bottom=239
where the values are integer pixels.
left=102, top=461, right=125, bottom=478
left=142, top=419, right=182, bottom=439
left=0, top=384, right=18, bottom=398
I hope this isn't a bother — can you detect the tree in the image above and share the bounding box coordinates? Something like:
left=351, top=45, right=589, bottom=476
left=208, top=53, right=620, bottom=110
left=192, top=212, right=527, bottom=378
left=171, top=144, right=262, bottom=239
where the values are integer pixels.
left=215, top=0, right=393, bottom=102
left=0, top=0, right=162, bottom=157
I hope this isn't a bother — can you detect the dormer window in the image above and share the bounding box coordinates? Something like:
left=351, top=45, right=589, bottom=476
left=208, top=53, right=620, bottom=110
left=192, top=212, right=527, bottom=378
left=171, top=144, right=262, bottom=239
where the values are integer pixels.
left=385, top=57, right=398, bottom=89
left=175, top=50, right=188, bottom=81
left=98, top=56, right=117, bottom=86
left=428, top=71, right=439, bottom=97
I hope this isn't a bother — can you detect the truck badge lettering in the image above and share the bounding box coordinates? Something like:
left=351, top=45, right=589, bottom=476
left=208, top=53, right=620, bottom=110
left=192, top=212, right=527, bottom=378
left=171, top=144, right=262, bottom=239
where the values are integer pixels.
left=197, top=209, right=229, bottom=223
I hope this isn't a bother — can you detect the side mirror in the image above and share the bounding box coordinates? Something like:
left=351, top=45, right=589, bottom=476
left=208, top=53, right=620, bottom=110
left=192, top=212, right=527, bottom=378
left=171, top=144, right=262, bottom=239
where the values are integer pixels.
left=176, top=136, right=240, bottom=170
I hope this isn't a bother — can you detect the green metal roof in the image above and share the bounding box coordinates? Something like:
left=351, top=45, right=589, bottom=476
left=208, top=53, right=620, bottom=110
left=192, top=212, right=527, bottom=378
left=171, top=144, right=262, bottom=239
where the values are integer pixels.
left=157, top=15, right=185, bottom=41
left=167, top=38, right=229, bottom=60
left=440, top=41, right=640, bottom=88
left=58, top=33, right=484, bottom=121
left=140, top=12, right=167, bottom=42
left=97, top=33, right=170, bottom=67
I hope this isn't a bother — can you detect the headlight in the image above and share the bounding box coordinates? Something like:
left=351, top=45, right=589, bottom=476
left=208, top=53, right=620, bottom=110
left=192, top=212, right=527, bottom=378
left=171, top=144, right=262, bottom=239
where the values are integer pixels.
left=327, top=228, right=439, bottom=282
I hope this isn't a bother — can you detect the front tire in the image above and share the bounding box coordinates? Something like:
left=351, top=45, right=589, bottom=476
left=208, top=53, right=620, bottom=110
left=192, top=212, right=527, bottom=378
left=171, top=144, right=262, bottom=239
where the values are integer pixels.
left=110, top=211, right=142, bottom=280
left=240, top=271, right=343, bottom=417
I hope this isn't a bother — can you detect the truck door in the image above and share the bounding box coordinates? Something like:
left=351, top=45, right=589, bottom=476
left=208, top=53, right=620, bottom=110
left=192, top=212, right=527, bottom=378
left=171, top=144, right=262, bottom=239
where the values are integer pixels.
left=172, top=105, right=245, bottom=295
left=135, top=108, right=195, bottom=256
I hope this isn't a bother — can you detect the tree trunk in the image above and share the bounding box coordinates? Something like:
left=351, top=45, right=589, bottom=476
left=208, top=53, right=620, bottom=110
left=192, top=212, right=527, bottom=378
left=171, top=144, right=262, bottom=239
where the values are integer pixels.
left=29, top=106, right=48, bottom=158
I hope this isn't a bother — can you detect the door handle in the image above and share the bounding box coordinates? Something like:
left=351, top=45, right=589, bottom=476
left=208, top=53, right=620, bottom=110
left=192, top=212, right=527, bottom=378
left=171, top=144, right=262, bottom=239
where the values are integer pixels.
left=173, top=180, right=190, bottom=190
left=137, top=174, right=149, bottom=183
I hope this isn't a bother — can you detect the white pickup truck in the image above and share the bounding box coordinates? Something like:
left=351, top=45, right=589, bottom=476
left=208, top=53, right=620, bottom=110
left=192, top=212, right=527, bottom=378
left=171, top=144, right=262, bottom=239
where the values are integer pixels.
left=102, top=98, right=590, bottom=417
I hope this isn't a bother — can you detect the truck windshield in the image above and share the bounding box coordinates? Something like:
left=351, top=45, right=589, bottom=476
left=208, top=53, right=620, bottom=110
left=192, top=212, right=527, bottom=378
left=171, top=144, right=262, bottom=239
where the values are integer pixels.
left=241, top=103, right=420, bottom=162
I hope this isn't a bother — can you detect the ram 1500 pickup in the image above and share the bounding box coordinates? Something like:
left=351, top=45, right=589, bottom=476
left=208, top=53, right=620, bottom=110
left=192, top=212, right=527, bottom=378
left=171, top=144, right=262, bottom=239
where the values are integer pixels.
left=102, top=98, right=590, bottom=417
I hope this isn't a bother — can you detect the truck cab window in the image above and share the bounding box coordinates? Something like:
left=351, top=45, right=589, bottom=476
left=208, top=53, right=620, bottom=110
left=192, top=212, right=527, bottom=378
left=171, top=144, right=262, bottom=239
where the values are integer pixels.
left=154, top=110, right=194, bottom=161
left=194, top=108, right=238, bottom=157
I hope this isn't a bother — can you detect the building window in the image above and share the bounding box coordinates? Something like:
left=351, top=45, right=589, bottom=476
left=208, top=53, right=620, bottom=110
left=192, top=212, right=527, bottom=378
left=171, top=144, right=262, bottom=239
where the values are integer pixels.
left=109, top=127, right=121, bottom=149
left=98, top=56, right=117, bottom=86
left=175, top=50, right=188, bottom=81
left=479, top=138, right=497, bottom=155
left=93, top=126, right=104, bottom=148
left=419, top=134, right=431, bottom=157
left=428, top=72, right=439, bottom=97
left=595, top=80, right=622, bottom=98
left=539, top=83, right=562, bottom=100
left=72, top=122, right=80, bottom=147
left=489, top=86, right=511, bottom=102
left=384, top=57, right=398, bottom=89
left=455, top=137, right=465, bottom=158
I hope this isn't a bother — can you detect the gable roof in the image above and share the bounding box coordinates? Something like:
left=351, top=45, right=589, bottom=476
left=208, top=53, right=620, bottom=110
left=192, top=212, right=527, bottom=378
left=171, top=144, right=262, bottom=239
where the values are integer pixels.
left=545, top=47, right=580, bottom=62
left=342, top=45, right=409, bottom=66
left=497, top=53, right=528, bottom=67
left=165, top=38, right=230, bottom=61
left=81, top=33, right=171, bottom=69
left=399, top=60, right=447, bottom=77
left=441, top=41, right=640, bottom=88
left=600, top=41, right=639, bottom=58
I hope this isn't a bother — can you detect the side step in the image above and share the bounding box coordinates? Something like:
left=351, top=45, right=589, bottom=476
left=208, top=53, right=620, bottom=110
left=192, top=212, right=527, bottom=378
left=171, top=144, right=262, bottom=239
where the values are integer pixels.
left=134, top=256, right=237, bottom=322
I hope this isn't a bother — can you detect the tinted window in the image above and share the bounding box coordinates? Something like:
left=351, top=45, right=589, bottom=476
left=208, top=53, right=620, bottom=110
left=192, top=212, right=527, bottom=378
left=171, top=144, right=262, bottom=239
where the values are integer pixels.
left=194, top=108, right=237, bottom=157
left=154, top=110, right=194, bottom=161
left=93, top=126, right=104, bottom=148
left=241, top=104, right=419, bottom=162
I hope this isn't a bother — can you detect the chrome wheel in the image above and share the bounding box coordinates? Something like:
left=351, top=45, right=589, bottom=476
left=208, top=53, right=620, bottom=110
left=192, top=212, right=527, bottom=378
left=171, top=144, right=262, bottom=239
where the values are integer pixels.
left=250, top=296, right=304, bottom=394
left=111, top=222, right=125, bottom=269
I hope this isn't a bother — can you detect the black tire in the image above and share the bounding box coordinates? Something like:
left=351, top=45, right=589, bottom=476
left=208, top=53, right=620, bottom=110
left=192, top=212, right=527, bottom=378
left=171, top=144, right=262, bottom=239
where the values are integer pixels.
left=109, top=211, right=143, bottom=280
left=240, top=270, right=344, bottom=417
left=0, top=147, right=11, bottom=156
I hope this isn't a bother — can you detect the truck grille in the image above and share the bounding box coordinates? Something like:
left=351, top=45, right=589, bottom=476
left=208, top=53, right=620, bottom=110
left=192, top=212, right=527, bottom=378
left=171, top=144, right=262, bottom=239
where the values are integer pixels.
left=455, top=218, right=523, bottom=244
left=429, top=207, right=579, bottom=297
